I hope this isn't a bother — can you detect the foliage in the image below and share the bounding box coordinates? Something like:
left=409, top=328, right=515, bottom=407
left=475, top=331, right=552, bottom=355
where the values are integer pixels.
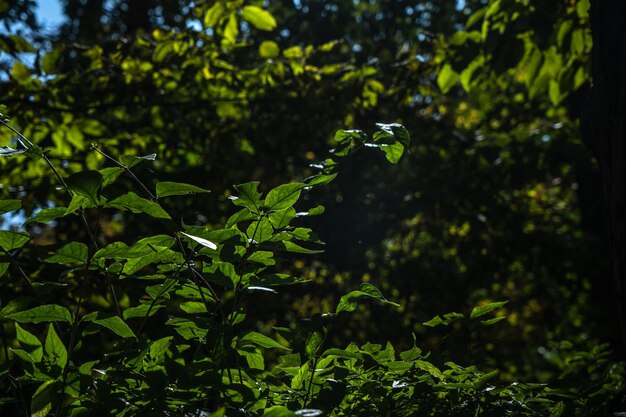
left=0, top=0, right=625, bottom=415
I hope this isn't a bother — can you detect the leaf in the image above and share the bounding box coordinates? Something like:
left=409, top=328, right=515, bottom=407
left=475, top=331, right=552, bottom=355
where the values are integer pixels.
left=180, top=301, right=208, bottom=314
left=414, top=360, right=443, bottom=379
left=550, top=401, right=565, bottom=417
left=66, top=170, right=103, bottom=206
left=336, top=283, right=399, bottom=314
left=123, top=303, right=163, bottom=320
left=263, top=406, right=296, bottom=417
left=375, top=123, right=411, bottom=147
left=239, top=331, right=289, bottom=350
left=204, top=2, right=224, bottom=26
left=422, top=312, right=465, bottom=327
left=265, top=183, right=305, bottom=210
left=31, top=380, right=59, bottom=417
left=437, top=63, right=459, bottom=93
left=241, top=5, right=277, bottom=31
left=11, top=62, right=30, bottom=82
left=223, top=13, right=239, bottom=44
left=379, top=142, right=405, bottom=164
left=156, top=181, right=210, bottom=198
left=480, top=316, right=506, bottom=326
left=107, top=192, right=171, bottom=220
left=246, top=218, right=274, bottom=243
left=259, top=41, right=280, bottom=58
left=470, top=301, right=508, bottom=320
left=26, top=207, right=69, bottom=224
left=46, top=242, right=88, bottom=265
left=119, top=153, right=156, bottom=168
left=281, top=241, right=324, bottom=254
left=44, top=323, right=67, bottom=368
left=231, top=182, right=262, bottom=212
left=0, top=231, right=30, bottom=251
left=269, top=207, right=296, bottom=229
left=100, top=167, right=124, bottom=187
left=15, top=323, right=43, bottom=361
left=92, top=316, right=136, bottom=338
left=180, top=231, right=217, bottom=250
left=0, top=199, right=20, bottom=215
left=4, top=305, right=72, bottom=323
left=335, top=129, right=366, bottom=144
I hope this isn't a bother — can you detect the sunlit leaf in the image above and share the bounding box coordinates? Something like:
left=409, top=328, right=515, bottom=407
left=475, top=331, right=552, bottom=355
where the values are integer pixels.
left=44, top=323, right=67, bottom=368
left=46, top=242, right=88, bottom=265
left=180, top=231, right=217, bottom=250
left=470, top=301, right=508, bottom=320
left=107, top=192, right=171, bottom=219
left=241, top=5, right=277, bottom=31
left=0, top=231, right=30, bottom=251
left=156, top=181, right=210, bottom=198
left=3, top=304, right=72, bottom=323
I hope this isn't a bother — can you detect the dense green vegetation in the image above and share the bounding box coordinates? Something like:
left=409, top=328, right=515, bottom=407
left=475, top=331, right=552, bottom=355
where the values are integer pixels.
left=1, top=0, right=625, bottom=415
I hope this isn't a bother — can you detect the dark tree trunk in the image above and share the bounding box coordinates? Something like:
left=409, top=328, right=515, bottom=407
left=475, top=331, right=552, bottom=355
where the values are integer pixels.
left=589, top=0, right=626, bottom=356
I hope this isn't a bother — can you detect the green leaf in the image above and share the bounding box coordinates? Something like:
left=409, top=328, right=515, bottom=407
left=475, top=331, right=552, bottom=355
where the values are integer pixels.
left=223, top=13, right=239, bottom=44
left=100, top=167, right=124, bottom=187
left=231, top=182, right=262, bottom=212
left=0, top=230, right=30, bottom=251
left=239, top=331, right=288, bottom=350
left=123, top=303, right=163, bottom=320
left=107, top=192, right=171, bottom=220
left=470, top=301, right=508, bottom=320
left=281, top=241, right=324, bottom=254
left=379, top=142, right=405, bottom=164
left=66, top=170, right=103, bottom=206
left=550, top=401, right=565, bottom=417
left=31, top=380, right=59, bottom=417
left=437, top=63, right=459, bottom=93
left=375, top=123, right=411, bottom=147
left=11, top=62, right=30, bottom=82
left=305, top=329, right=326, bottom=358
left=46, top=242, right=88, bottom=265
left=44, top=323, right=67, bottom=368
left=480, top=316, right=506, bottom=326
left=26, top=207, right=68, bottom=224
left=0, top=257, right=9, bottom=278
left=15, top=323, right=43, bottom=361
left=0, top=199, right=20, bottom=215
left=305, top=174, right=337, bottom=187
left=335, top=129, right=366, bottom=144
left=180, top=301, right=208, bottom=314
left=119, top=153, right=156, bottom=168
left=259, top=41, right=280, bottom=58
left=4, top=304, right=72, bottom=323
left=265, top=183, right=305, bottom=210
left=422, top=312, right=465, bottom=327
left=269, top=208, right=296, bottom=229
left=414, top=360, right=443, bottom=379
left=92, top=316, right=136, bottom=338
left=247, top=250, right=275, bottom=266
left=336, top=283, right=399, bottom=314
left=204, top=2, right=224, bottom=26
left=247, top=218, right=274, bottom=243
left=241, top=5, right=277, bottom=31
left=156, top=181, right=210, bottom=198
left=262, top=406, right=296, bottom=417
